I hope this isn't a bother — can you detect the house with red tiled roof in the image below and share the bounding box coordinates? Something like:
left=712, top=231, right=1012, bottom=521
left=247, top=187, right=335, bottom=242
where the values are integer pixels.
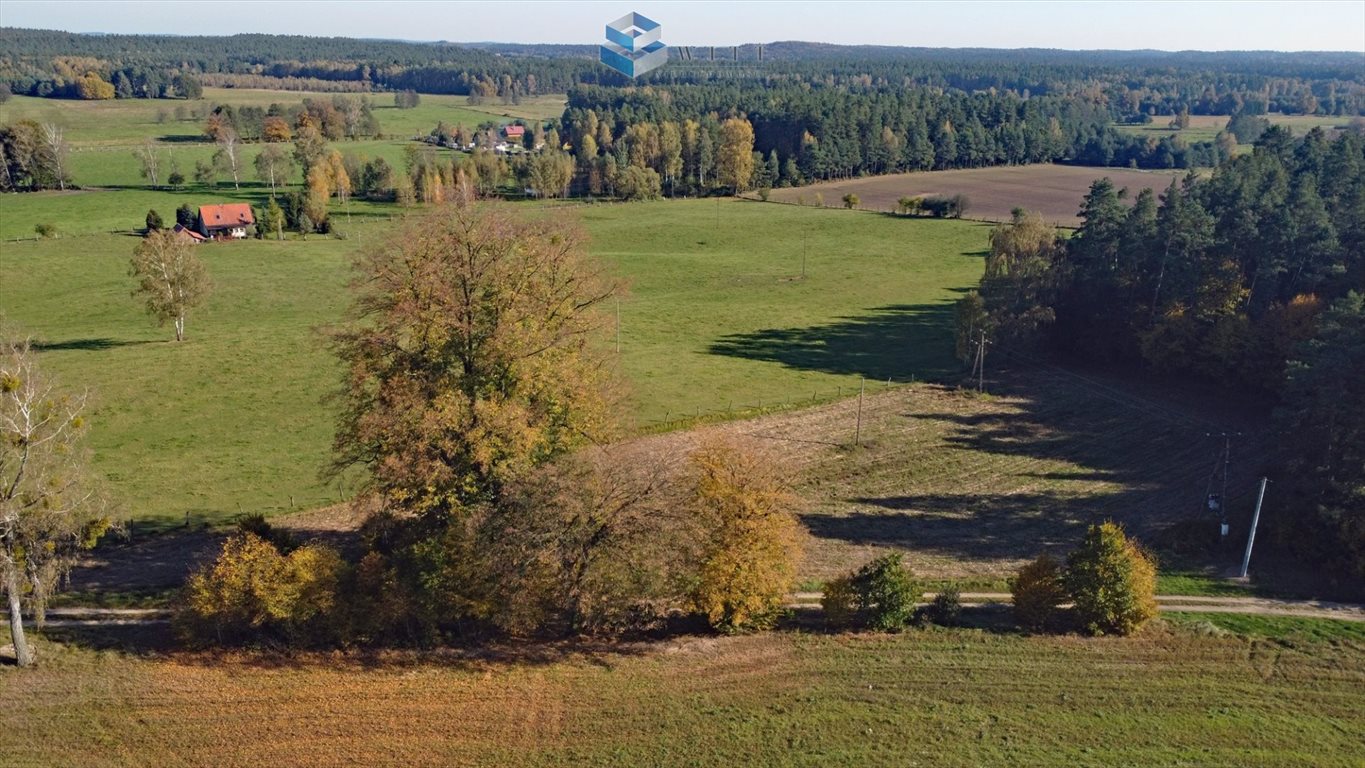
left=197, top=203, right=255, bottom=239
left=503, top=124, right=526, bottom=140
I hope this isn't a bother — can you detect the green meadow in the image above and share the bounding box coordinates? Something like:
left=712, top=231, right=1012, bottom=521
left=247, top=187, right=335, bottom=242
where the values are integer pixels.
left=1114, top=112, right=1349, bottom=146
left=0, top=88, right=566, bottom=146
left=0, top=199, right=984, bottom=525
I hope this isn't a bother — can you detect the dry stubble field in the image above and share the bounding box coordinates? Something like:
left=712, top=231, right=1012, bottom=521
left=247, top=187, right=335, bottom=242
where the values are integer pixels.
left=623, top=364, right=1268, bottom=582
left=3, top=623, right=1363, bottom=767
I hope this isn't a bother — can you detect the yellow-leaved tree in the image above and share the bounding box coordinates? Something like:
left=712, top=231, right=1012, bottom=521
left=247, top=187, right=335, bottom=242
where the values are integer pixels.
left=1064, top=522, right=1158, bottom=636
left=715, top=117, right=755, bottom=193
left=689, top=438, right=803, bottom=632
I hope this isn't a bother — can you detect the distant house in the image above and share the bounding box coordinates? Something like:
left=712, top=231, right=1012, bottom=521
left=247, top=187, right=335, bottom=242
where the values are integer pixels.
left=172, top=223, right=206, bottom=244
left=503, top=124, right=526, bottom=140
left=197, top=203, right=255, bottom=239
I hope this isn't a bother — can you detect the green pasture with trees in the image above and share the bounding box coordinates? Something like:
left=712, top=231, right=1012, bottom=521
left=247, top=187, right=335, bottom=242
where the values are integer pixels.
left=0, top=200, right=984, bottom=527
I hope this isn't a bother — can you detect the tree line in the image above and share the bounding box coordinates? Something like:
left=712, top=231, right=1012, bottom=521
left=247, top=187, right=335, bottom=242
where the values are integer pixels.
left=4, top=29, right=1360, bottom=117
left=958, top=126, right=1365, bottom=592
left=561, top=82, right=1229, bottom=194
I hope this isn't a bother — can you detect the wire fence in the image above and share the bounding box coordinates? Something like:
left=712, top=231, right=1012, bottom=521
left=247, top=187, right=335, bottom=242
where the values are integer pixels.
left=633, top=373, right=936, bottom=436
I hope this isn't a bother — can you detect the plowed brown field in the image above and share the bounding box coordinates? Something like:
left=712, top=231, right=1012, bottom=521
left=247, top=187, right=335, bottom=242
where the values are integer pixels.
left=765, top=164, right=1185, bottom=226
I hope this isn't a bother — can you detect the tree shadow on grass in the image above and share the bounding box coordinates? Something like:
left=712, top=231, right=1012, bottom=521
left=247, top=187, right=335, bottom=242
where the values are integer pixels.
left=36, top=618, right=677, bottom=671
left=802, top=489, right=1102, bottom=565
left=33, top=338, right=154, bottom=352
left=707, top=301, right=964, bottom=382
left=799, top=363, right=1271, bottom=568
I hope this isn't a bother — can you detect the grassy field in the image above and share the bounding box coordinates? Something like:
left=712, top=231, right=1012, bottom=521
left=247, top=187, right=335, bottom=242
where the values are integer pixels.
left=0, top=88, right=565, bottom=221
left=1114, top=112, right=1351, bottom=145
left=620, top=362, right=1270, bottom=581
left=0, top=229, right=360, bottom=524
left=764, top=165, right=1184, bottom=227
left=0, top=201, right=985, bottom=526
left=0, top=89, right=566, bottom=146
left=3, top=622, right=1362, bottom=767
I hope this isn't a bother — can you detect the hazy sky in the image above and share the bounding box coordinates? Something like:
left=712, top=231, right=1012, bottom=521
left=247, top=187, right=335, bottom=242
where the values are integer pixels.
left=3, top=0, right=1364, bottom=51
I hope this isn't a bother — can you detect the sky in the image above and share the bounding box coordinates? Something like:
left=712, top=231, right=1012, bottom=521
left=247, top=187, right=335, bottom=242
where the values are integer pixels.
left=2, top=0, right=1363, bottom=52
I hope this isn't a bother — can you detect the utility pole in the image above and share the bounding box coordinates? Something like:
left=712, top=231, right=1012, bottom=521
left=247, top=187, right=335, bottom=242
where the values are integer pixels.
left=1238, top=477, right=1269, bottom=579
left=973, top=330, right=989, bottom=393
left=854, top=376, right=865, bottom=447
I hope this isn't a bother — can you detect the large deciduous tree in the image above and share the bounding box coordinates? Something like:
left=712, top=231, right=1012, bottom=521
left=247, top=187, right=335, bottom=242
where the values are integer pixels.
left=329, top=200, right=620, bottom=518
left=1, top=337, right=109, bottom=667
left=129, top=230, right=211, bottom=342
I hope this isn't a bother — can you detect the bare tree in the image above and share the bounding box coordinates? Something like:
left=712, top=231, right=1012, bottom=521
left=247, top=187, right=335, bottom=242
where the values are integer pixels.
left=129, top=231, right=212, bottom=342
left=253, top=143, right=294, bottom=195
left=214, top=128, right=241, bottom=191
left=133, top=139, right=161, bottom=188
left=1, top=336, right=109, bottom=667
left=40, top=124, right=67, bottom=192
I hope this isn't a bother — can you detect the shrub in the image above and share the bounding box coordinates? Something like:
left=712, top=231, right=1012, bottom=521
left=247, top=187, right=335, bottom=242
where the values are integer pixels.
left=1065, top=522, right=1158, bottom=636
left=235, top=512, right=299, bottom=553
left=757, top=187, right=771, bottom=202
left=34, top=223, right=56, bottom=238
left=842, top=193, right=860, bottom=209
left=690, top=439, right=802, bottom=633
left=821, top=575, right=857, bottom=629
left=1011, top=553, right=1066, bottom=631
left=850, top=553, right=919, bottom=631
left=178, top=533, right=347, bottom=645
left=145, top=209, right=165, bottom=233
left=927, top=584, right=963, bottom=626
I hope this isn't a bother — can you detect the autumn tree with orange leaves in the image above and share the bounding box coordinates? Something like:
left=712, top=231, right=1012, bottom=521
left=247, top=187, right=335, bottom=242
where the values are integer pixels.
left=329, top=200, right=620, bottom=519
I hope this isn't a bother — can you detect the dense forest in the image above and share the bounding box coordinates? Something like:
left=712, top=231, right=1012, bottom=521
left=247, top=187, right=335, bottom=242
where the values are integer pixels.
left=563, top=82, right=1237, bottom=187
left=961, top=127, right=1365, bottom=591
left=3, top=28, right=1362, bottom=185
left=3, top=28, right=1362, bottom=115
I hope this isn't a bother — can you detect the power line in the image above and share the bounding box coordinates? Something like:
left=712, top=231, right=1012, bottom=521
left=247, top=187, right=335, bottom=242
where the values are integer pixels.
left=990, top=346, right=1229, bottom=433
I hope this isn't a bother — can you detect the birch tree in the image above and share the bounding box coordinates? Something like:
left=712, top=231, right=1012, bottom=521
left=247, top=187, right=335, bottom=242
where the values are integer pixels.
left=133, top=139, right=160, bottom=188
left=253, top=143, right=294, bottom=194
left=129, top=231, right=211, bottom=342
left=214, top=128, right=241, bottom=191
left=1, top=337, right=109, bottom=667
left=40, top=124, right=67, bottom=192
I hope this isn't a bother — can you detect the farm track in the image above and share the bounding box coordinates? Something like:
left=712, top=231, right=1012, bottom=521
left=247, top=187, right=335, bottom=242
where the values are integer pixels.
left=13, top=592, right=1365, bottom=627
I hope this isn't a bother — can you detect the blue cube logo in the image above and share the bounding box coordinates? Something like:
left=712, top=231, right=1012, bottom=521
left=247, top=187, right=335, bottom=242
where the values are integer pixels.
left=600, top=12, right=668, bottom=78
